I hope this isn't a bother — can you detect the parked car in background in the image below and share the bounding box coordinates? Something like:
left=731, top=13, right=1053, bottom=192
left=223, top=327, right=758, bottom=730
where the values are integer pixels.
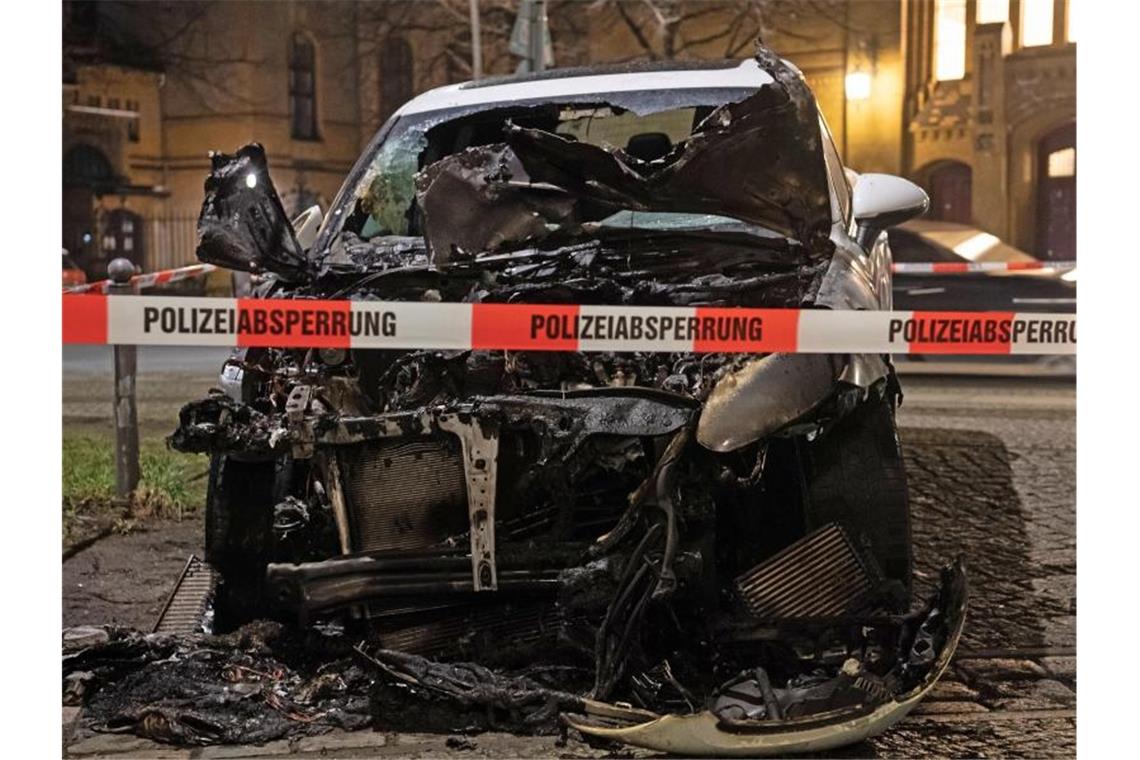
left=890, top=220, right=1076, bottom=375
left=62, top=249, right=87, bottom=288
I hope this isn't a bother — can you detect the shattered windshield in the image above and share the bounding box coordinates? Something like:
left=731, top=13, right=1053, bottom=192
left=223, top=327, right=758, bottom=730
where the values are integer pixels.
left=320, top=60, right=837, bottom=264
left=338, top=95, right=755, bottom=242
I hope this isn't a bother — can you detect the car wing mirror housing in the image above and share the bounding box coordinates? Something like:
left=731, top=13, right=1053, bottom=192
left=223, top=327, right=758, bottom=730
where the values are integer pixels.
left=852, top=173, right=930, bottom=249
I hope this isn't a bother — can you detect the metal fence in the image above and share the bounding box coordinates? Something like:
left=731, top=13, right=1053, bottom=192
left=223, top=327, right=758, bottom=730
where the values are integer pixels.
left=143, top=212, right=199, bottom=273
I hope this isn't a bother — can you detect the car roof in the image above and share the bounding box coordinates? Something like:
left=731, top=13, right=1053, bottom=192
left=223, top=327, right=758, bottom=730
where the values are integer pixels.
left=396, top=58, right=777, bottom=117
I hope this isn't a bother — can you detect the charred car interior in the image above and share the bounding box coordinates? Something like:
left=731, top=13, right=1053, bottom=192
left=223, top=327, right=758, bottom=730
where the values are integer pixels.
left=69, top=48, right=967, bottom=755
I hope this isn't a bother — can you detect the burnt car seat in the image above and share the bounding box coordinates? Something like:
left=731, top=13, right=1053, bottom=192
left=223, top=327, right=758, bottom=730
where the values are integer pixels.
left=625, top=132, right=673, bottom=162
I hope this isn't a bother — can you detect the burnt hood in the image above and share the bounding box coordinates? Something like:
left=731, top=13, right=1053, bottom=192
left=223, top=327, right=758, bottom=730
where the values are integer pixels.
left=416, top=46, right=835, bottom=262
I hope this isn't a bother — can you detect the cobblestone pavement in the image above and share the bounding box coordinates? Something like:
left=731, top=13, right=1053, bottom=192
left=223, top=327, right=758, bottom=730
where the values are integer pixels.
left=63, top=375, right=1076, bottom=758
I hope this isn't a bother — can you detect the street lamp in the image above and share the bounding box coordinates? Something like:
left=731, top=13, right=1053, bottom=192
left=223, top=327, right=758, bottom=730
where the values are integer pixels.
left=845, top=69, right=872, bottom=101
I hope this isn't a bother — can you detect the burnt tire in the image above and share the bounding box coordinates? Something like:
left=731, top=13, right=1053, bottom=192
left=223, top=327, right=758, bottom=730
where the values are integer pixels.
left=205, top=455, right=280, bottom=630
left=799, top=392, right=913, bottom=607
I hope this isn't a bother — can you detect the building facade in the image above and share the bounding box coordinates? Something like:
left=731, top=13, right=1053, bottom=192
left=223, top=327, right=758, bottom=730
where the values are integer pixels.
left=62, top=0, right=1076, bottom=277
left=903, top=0, right=1076, bottom=259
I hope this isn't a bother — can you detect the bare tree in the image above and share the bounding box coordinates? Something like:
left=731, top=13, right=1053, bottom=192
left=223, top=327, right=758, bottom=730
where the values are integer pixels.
left=63, top=0, right=860, bottom=117
left=64, top=0, right=273, bottom=110
left=588, top=0, right=851, bottom=62
left=344, top=0, right=590, bottom=86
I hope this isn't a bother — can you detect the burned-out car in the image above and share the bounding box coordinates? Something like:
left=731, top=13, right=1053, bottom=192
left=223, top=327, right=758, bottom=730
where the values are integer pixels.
left=170, top=48, right=965, bottom=755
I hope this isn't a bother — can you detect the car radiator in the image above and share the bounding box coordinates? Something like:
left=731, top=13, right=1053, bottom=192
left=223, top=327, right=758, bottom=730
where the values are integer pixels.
left=734, top=523, right=878, bottom=619
left=340, top=437, right=469, bottom=553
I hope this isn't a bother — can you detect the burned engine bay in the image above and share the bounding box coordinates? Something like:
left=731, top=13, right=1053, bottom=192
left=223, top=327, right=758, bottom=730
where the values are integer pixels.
left=68, top=49, right=968, bottom=755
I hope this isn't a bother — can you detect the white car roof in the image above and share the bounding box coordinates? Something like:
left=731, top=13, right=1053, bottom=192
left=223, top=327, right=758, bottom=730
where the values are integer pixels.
left=397, top=59, right=777, bottom=117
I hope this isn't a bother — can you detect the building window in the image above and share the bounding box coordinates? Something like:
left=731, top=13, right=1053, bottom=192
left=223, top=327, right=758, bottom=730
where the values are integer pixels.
left=1047, top=147, right=1076, bottom=178
left=103, top=209, right=145, bottom=267
left=63, top=144, right=115, bottom=188
left=1036, top=123, right=1076, bottom=259
left=977, top=0, right=1009, bottom=23
left=289, top=32, right=318, bottom=140
left=1021, top=0, right=1055, bottom=47
left=934, top=0, right=967, bottom=81
left=379, top=37, right=414, bottom=125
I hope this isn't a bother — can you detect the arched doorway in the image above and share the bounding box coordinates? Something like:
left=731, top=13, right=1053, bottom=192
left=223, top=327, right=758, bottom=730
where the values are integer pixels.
left=1036, top=123, right=1076, bottom=260
left=925, top=161, right=973, bottom=224
left=63, top=144, right=116, bottom=276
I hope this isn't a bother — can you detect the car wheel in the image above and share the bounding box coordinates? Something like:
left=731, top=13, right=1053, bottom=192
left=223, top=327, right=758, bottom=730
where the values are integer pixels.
left=798, top=392, right=913, bottom=608
left=205, top=454, right=282, bottom=630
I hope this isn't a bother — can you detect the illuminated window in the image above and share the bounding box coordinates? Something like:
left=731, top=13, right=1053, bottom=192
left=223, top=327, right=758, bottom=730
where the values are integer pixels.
left=934, top=0, right=967, bottom=81
left=1068, top=0, right=1077, bottom=41
left=1021, top=0, right=1055, bottom=47
left=1048, top=147, right=1076, bottom=177
left=977, top=0, right=1009, bottom=23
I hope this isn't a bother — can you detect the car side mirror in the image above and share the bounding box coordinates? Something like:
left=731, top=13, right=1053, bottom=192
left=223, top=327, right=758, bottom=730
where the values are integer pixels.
left=291, top=205, right=323, bottom=250
left=852, top=173, right=930, bottom=249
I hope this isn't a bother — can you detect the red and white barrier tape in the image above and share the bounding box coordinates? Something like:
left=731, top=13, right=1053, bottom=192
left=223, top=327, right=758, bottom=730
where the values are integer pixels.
left=62, top=295, right=1076, bottom=356
left=63, top=263, right=219, bottom=295
left=891, top=260, right=1076, bottom=274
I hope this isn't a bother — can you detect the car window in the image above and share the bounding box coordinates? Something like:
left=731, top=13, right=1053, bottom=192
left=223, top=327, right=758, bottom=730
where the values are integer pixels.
left=348, top=102, right=713, bottom=240
left=321, top=84, right=833, bottom=258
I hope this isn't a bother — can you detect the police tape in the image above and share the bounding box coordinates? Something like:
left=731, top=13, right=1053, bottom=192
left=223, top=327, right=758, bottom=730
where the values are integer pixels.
left=63, top=263, right=219, bottom=295
left=61, top=295, right=1076, bottom=356
left=890, top=260, right=1076, bottom=274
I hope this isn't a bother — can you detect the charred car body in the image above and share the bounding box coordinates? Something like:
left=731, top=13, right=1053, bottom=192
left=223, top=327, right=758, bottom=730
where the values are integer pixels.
left=170, top=50, right=965, bottom=755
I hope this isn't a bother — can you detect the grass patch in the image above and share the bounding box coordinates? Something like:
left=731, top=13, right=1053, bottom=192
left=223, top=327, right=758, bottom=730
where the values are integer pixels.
left=63, top=434, right=209, bottom=547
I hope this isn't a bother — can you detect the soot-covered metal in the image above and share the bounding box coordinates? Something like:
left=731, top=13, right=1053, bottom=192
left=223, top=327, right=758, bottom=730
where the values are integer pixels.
left=68, top=47, right=967, bottom=755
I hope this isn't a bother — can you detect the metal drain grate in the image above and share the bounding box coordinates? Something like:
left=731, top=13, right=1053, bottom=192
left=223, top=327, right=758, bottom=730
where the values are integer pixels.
left=153, top=555, right=218, bottom=634
left=734, top=523, right=877, bottom=619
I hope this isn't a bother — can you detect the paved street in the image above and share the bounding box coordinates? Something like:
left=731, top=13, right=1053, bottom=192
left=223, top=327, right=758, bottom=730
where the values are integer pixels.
left=63, top=369, right=1076, bottom=758
left=884, top=376, right=1076, bottom=756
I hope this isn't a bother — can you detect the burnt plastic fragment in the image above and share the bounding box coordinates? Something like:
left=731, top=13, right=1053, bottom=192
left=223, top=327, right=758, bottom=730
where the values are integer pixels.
left=196, top=143, right=312, bottom=281
left=359, top=646, right=586, bottom=729
left=415, top=143, right=585, bottom=263
left=167, top=393, right=287, bottom=456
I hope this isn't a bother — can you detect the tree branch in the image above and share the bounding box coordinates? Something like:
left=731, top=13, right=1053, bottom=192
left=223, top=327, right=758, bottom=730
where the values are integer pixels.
left=615, top=1, right=660, bottom=59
